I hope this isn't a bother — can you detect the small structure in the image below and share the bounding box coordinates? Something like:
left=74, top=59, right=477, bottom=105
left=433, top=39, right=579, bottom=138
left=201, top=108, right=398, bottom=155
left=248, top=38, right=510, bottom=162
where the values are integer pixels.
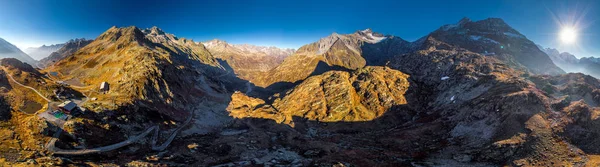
left=58, top=100, right=77, bottom=113
left=50, top=110, right=69, bottom=120
left=100, top=82, right=110, bottom=93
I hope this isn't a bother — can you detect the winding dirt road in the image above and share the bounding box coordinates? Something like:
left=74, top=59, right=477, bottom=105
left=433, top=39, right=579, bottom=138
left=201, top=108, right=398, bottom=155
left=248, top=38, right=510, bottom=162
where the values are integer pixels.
left=47, top=110, right=193, bottom=155
left=2, top=67, right=51, bottom=102
left=2, top=66, right=194, bottom=155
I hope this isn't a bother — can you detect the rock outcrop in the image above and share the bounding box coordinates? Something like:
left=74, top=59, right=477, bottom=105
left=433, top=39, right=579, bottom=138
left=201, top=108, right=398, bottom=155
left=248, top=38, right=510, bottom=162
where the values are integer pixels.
left=228, top=66, right=409, bottom=125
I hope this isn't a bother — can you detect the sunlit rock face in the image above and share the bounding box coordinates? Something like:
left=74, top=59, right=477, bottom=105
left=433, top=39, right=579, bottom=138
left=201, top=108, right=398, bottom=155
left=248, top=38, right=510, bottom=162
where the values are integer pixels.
left=227, top=66, right=409, bottom=125
left=46, top=26, right=227, bottom=121
left=251, top=29, right=413, bottom=89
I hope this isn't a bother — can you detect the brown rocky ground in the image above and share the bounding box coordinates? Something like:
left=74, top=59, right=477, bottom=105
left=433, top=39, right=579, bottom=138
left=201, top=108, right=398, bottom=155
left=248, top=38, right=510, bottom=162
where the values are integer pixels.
left=228, top=66, right=409, bottom=126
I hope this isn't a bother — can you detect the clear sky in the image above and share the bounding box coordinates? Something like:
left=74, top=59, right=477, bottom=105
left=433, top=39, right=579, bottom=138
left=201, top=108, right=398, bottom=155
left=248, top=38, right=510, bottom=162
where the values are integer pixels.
left=0, top=0, right=598, bottom=57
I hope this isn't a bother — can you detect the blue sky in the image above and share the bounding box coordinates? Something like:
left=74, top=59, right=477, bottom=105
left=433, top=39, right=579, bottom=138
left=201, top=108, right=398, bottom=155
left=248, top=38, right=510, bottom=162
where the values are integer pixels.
left=0, top=0, right=598, bottom=58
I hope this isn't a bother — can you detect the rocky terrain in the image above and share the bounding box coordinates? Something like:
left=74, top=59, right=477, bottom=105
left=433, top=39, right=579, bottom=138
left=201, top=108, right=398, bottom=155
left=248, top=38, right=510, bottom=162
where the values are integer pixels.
left=252, top=28, right=413, bottom=90
left=228, top=66, right=410, bottom=125
left=1, top=17, right=600, bottom=166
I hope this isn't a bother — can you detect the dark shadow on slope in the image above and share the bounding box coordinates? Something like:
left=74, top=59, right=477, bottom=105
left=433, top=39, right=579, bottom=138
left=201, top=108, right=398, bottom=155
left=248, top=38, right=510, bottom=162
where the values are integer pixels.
left=206, top=100, right=448, bottom=166
left=0, top=96, right=12, bottom=121
left=0, top=71, right=13, bottom=91
left=360, top=37, right=413, bottom=66
left=216, top=58, right=234, bottom=72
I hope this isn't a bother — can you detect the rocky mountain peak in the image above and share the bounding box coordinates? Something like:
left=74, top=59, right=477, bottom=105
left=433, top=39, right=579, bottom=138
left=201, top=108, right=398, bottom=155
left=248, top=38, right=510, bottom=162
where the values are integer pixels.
left=359, top=28, right=373, bottom=34
left=202, top=39, right=230, bottom=48
left=458, top=17, right=472, bottom=25
left=143, top=26, right=166, bottom=36
left=428, top=18, right=563, bottom=75
left=354, top=28, right=387, bottom=44
left=96, top=26, right=145, bottom=43
left=67, top=38, right=90, bottom=44
left=24, top=43, right=65, bottom=60
left=38, top=38, right=93, bottom=68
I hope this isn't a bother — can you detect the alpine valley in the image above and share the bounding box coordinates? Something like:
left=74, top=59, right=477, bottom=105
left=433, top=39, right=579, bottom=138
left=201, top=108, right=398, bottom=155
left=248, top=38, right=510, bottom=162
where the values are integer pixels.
left=2, top=18, right=600, bottom=166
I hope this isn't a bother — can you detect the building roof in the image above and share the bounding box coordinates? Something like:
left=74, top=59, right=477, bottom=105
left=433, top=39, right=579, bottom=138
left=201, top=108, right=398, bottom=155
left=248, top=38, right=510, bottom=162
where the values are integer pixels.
left=100, top=82, right=109, bottom=89
left=58, top=101, right=77, bottom=111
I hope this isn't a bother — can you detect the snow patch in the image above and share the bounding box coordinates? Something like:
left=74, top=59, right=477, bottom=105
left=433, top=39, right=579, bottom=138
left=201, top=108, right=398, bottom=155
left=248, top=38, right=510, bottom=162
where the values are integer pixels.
left=503, top=32, right=525, bottom=38
left=441, top=76, right=450, bottom=80
left=469, top=35, right=482, bottom=41
left=483, top=51, right=495, bottom=56
left=469, top=35, right=499, bottom=44
left=360, top=31, right=386, bottom=44
left=442, top=24, right=459, bottom=31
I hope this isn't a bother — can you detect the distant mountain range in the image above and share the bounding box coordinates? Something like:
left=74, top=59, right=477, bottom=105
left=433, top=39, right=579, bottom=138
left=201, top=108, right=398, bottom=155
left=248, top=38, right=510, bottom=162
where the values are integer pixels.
left=202, top=39, right=295, bottom=81
left=539, top=45, right=600, bottom=78
left=0, top=38, right=37, bottom=66
left=38, top=38, right=92, bottom=68
left=24, top=43, right=65, bottom=60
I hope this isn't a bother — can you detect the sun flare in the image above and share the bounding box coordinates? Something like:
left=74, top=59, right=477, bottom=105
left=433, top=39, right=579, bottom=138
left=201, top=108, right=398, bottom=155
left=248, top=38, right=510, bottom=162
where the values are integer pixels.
left=560, top=27, right=578, bottom=44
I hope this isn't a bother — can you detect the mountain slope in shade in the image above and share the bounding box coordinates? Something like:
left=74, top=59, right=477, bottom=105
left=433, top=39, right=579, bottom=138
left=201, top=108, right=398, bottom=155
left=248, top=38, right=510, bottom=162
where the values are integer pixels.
left=539, top=46, right=600, bottom=79
left=424, top=17, right=565, bottom=75
left=38, top=38, right=92, bottom=68
left=46, top=26, right=227, bottom=121
left=24, top=43, right=64, bottom=60
left=202, top=39, right=294, bottom=81
left=0, top=38, right=37, bottom=66
left=252, top=28, right=413, bottom=89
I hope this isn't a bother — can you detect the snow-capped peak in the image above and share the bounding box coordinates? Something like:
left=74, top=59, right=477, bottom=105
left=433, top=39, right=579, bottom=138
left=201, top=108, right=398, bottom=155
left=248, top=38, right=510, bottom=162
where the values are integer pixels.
left=361, top=28, right=373, bottom=34
left=356, top=28, right=386, bottom=44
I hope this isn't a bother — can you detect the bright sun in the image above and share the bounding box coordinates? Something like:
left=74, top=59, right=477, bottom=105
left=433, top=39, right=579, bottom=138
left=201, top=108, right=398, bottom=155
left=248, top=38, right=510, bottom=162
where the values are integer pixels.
left=560, top=27, right=577, bottom=44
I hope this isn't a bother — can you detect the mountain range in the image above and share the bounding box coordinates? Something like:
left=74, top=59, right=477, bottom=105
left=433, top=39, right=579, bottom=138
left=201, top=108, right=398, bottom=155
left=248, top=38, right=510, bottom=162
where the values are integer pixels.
left=202, top=39, right=295, bottom=81
left=24, top=43, right=64, bottom=60
left=37, top=38, right=92, bottom=68
left=1, top=17, right=600, bottom=166
left=540, top=46, right=600, bottom=78
left=0, top=38, right=37, bottom=66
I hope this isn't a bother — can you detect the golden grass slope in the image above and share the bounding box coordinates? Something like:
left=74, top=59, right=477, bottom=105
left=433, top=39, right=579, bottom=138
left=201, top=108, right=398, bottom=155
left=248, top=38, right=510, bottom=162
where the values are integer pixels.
left=46, top=26, right=226, bottom=120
